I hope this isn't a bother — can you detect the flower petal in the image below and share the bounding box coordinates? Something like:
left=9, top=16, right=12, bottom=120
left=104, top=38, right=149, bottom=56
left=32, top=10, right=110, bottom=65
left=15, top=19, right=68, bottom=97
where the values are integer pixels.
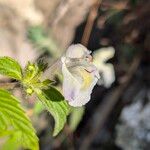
left=61, top=57, right=81, bottom=102
left=62, top=60, right=99, bottom=106
left=61, top=44, right=100, bottom=107
left=66, top=44, right=91, bottom=58
left=97, top=64, right=115, bottom=88
left=93, top=47, right=115, bottom=88
left=93, top=47, right=115, bottom=64
left=68, top=69, right=99, bottom=107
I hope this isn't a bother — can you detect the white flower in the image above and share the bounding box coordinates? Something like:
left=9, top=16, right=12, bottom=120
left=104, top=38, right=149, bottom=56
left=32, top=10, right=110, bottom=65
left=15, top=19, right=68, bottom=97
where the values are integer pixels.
left=61, top=44, right=100, bottom=107
left=93, top=47, right=115, bottom=88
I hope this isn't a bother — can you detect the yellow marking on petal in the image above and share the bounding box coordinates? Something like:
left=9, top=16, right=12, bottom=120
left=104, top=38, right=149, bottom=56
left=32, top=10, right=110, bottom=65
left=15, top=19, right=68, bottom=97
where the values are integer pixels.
left=78, top=69, right=93, bottom=90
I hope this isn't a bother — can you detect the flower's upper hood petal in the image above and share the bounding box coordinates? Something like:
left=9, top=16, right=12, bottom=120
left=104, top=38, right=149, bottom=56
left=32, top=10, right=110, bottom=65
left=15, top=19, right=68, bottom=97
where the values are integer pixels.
left=65, top=44, right=91, bottom=59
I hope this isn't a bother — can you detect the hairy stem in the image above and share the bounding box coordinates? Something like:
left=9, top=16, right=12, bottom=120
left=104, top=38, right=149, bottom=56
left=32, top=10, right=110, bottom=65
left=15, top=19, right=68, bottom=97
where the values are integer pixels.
left=0, top=82, right=19, bottom=89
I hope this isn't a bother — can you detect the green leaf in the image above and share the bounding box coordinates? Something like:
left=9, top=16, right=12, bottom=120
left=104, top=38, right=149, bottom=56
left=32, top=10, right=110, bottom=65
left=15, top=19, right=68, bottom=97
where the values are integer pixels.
left=35, top=86, right=70, bottom=136
left=42, top=79, right=55, bottom=86
left=27, top=26, right=60, bottom=57
left=0, top=57, right=22, bottom=80
left=0, top=89, right=39, bottom=150
left=33, top=101, right=44, bottom=115
left=69, top=107, right=85, bottom=131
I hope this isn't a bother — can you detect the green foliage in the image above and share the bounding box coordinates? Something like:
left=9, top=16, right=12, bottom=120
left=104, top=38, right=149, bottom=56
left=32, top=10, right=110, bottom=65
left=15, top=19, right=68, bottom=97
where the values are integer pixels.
left=0, top=55, right=70, bottom=147
left=33, top=101, right=44, bottom=115
left=35, top=87, right=70, bottom=136
left=0, top=89, right=39, bottom=150
left=0, top=57, right=22, bottom=80
left=22, top=61, right=70, bottom=136
left=22, top=61, right=51, bottom=94
left=27, top=26, right=60, bottom=57
left=69, top=107, right=85, bottom=131
left=23, top=61, right=47, bottom=84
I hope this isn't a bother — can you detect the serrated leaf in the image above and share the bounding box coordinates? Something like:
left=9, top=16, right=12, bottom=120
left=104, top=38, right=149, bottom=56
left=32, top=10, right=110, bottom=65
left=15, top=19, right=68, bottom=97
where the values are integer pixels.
left=0, top=57, right=22, bottom=80
left=0, top=89, right=39, bottom=150
left=35, top=86, right=70, bottom=136
left=69, top=107, right=85, bottom=131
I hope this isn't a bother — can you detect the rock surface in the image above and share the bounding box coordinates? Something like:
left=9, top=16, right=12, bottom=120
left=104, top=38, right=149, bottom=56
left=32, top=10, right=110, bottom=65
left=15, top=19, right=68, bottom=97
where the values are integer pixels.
left=116, top=90, right=150, bottom=150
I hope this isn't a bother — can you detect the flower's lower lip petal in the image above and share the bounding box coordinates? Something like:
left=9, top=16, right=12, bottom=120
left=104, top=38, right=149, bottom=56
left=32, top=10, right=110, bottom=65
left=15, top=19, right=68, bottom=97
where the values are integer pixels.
left=68, top=75, right=99, bottom=107
left=62, top=61, right=81, bottom=102
left=62, top=59, right=99, bottom=106
left=68, top=96, right=90, bottom=107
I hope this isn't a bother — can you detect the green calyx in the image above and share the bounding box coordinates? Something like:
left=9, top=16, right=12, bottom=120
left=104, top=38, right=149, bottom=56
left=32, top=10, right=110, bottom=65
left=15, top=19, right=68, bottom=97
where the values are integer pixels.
left=22, top=62, right=52, bottom=95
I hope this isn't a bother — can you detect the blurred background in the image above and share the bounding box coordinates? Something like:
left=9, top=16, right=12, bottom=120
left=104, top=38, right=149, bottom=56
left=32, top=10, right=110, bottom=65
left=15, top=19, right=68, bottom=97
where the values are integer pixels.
left=0, top=0, right=150, bottom=149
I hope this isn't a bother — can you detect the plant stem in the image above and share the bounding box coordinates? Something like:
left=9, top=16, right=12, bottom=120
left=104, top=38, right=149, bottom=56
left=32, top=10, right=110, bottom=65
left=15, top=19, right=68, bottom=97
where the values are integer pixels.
left=0, top=82, right=19, bottom=89
left=44, top=59, right=62, bottom=79
left=81, top=0, right=102, bottom=46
